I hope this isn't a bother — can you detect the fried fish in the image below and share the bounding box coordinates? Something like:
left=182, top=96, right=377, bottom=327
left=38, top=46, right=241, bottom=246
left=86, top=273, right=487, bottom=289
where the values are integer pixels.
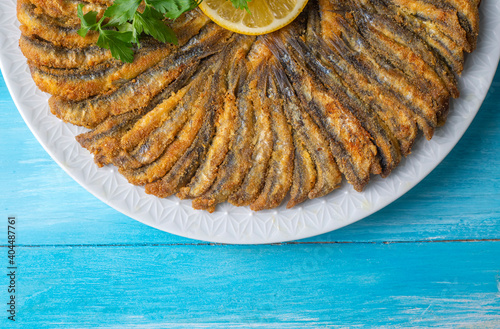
left=18, top=0, right=481, bottom=211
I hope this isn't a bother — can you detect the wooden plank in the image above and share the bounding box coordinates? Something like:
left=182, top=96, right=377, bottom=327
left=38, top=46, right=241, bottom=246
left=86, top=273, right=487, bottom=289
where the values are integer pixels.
left=1, top=71, right=499, bottom=244
left=2, top=241, right=499, bottom=327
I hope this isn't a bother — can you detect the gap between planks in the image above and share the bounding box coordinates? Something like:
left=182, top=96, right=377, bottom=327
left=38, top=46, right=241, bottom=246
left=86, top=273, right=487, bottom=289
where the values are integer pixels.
left=0, top=238, right=499, bottom=247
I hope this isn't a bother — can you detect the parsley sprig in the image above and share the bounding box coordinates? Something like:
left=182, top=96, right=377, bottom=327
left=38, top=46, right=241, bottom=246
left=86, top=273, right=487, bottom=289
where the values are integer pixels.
left=77, top=0, right=201, bottom=62
left=78, top=0, right=250, bottom=63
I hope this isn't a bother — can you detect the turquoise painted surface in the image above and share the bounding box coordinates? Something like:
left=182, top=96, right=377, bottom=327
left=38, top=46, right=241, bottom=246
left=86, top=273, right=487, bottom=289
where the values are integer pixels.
left=10, top=243, right=500, bottom=328
left=1, top=65, right=499, bottom=327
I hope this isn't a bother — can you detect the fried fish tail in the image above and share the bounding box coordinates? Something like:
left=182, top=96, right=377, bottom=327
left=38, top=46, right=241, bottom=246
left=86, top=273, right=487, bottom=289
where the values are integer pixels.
left=228, top=51, right=274, bottom=207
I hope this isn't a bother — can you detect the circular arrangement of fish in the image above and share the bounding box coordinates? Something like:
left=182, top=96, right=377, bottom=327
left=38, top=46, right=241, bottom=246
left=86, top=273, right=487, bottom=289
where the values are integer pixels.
left=17, top=0, right=480, bottom=212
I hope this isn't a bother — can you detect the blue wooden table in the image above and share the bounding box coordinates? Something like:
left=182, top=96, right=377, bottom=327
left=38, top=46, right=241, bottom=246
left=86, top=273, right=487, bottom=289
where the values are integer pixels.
left=1, top=65, right=499, bottom=327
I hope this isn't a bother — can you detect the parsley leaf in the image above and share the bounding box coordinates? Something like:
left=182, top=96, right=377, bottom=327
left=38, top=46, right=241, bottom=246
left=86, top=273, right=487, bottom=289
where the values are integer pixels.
left=97, top=29, right=135, bottom=63
left=104, top=0, right=142, bottom=25
left=77, top=4, right=100, bottom=37
left=229, top=0, right=250, bottom=12
left=149, top=0, right=201, bottom=20
left=134, top=6, right=178, bottom=44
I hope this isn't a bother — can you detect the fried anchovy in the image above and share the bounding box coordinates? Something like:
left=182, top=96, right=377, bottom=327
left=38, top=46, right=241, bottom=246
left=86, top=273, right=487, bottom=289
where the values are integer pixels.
left=348, top=9, right=451, bottom=126
left=144, top=39, right=241, bottom=197
left=29, top=43, right=170, bottom=101
left=288, top=135, right=317, bottom=209
left=349, top=1, right=459, bottom=97
left=440, top=0, right=480, bottom=51
left=29, top=0, right=108, bottom=27
left=191, top=63, right=255, bottom=212
left=250, top=62, right=294, bottom=211
left=401, top=15, right=465, bottom=75
left=383, top=0, right=470, bottom=52
left=120, top=94, right=206, bottom=184
left=319, top=1, right=441, bottom=139
left=177, top=36, right=255, bottom=200
left=144, top=95, right=220, bottom=195
left=129, top=99, right=196, bottom=166
left=76, top=111, right=142, bottom=167
left=109, top=59, right=216, bottom=171
left=175, top=71, right=240, bottom=199
left=313, top=10, right=428, bottom=143
left=19, top=34, right=111, bottom=69
left=228, top=57, right=273, bottom=207
left=269, top=54, right=343, bottom=196
left=76, top=64, right=198, bottom=167
left=368, top=0, right=465, bottom=75
left=266, top=55, right=315, bottom=208
left=110, top=87, right=193, bottom=170
left=352, top=10, right=450, bottom=100
left=280, top=28, right=399, bottom=178
left=118, top=73, right=203, bottom=153
left=20, top=10, right=209, bottom=70
left=121, top=36, right=243, bottom=168
left=269, top=30, right=382, bottom=191
left=305, top=6, right=417, bottom=156
left=271, top=61, right=318, bottom=208
left=308, top=34, right=418, bottom=157
left=145, top=105, right=217, bottom=197
left=50, top=61, right=186, bottom=128
left=120, top=60, right=220, bottom=171
left=49, top=24, right=232, bottom=128
left=18, top=0, right=98, bottom=48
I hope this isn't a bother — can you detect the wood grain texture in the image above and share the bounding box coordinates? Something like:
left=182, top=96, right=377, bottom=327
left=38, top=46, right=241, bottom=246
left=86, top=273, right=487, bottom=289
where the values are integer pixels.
left=1, top=242, right=499, bottom=328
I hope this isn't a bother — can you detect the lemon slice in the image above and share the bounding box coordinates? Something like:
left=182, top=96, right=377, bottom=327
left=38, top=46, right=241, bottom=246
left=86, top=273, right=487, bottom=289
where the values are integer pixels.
left=199, top=0, right=308, bottom=35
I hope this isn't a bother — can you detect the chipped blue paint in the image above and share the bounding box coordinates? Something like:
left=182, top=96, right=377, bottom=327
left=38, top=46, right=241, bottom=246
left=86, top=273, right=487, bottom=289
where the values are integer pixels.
left=0, top=68, right=499, bottom=327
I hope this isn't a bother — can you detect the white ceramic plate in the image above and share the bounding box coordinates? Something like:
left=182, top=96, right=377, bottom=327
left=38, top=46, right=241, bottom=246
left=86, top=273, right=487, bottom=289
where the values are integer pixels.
left=1, top=0, right=499, bottom=244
